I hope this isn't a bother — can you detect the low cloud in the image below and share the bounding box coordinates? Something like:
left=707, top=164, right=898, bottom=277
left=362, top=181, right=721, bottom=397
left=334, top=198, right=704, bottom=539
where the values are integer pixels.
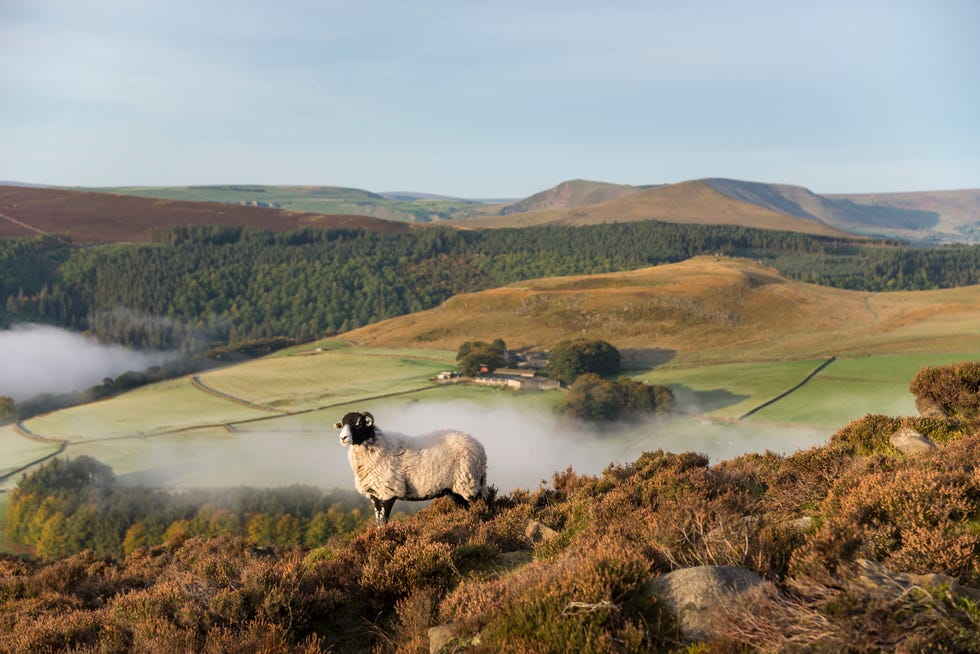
left=0, top=323, right=174, bottom=402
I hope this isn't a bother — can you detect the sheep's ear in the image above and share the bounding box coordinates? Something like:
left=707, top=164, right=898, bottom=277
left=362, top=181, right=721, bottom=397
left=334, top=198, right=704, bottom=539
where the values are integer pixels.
left=361, top=411, right=374, bottom=426
left=334, top=422, right=342, bottom=429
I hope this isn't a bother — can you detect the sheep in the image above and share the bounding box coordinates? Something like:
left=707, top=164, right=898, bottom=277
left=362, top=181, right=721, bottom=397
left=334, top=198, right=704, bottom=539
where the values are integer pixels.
left=334, top=410, right=487, bottom=527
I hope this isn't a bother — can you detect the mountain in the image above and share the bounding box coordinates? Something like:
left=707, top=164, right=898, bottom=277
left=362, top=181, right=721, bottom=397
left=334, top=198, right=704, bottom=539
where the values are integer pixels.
left=465, top=178, right=980, bottom=243
left=463, top=180, right=849, bottom=237
left=343, top=256, right=980, bottom=362
left=496, top=179, right=640, bottom=215
left=0, top=185, right=409, bottom=243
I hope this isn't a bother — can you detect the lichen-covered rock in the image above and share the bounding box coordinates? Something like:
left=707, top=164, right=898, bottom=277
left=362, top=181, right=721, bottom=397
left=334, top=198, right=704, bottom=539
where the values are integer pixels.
left=649, top=565, right=763, bottom=640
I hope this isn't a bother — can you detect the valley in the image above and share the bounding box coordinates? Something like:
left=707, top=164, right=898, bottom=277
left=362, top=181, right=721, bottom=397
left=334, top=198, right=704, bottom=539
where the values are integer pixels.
left=3, top=258, right=978, bottom=504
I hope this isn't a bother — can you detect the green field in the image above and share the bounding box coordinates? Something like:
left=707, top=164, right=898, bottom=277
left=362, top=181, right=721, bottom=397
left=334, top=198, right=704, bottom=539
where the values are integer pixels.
left=0, top=424, right=62, bottom=478
left=745, top=353, right=980, bottom=426
left=3, top=344, right=978, bottom=498
left=641, top=353, right=980, bottom=428
left=94, top=185, right=498, bottom=222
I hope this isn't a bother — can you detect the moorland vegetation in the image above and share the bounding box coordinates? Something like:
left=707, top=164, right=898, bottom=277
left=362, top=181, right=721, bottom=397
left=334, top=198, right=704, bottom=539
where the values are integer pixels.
left=2, top=363, right=980, bottom=652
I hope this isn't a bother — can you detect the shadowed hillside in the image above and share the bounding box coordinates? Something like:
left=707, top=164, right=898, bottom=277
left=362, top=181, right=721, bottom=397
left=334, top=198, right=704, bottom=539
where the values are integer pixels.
left=703, top=178, right=941, bottom=237
left=830, top=188, right=980, bottom=241
left=344, top=256, right=980, bottom=363
left=0, top=186, right=409, bottom=243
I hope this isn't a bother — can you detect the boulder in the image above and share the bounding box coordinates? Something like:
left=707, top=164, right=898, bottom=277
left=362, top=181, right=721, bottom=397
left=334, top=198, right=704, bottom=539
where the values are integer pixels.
left=889, top=426, right=936, bottom=456
left=649, top=565, right=763, bottom=640
left=525, top=520, right=560, bottom=545
left=428, top=622, right=480, bottom=654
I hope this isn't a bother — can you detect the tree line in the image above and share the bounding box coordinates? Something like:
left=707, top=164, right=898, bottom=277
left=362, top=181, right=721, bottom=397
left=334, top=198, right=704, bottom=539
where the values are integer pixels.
left=4, top=456, right=372, bottom=558
left=3, top=224, right=980, bottom=351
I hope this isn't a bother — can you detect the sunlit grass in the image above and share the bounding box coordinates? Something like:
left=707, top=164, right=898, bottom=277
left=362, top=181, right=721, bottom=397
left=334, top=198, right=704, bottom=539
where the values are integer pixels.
left=0, top=424, right=62, bottom=479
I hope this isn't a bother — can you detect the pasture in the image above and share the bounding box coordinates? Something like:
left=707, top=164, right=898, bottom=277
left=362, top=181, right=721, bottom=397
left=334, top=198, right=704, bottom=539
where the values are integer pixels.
left=4, top=343, right=970, bottom=499
left=0, top=424, right=62, bottom=479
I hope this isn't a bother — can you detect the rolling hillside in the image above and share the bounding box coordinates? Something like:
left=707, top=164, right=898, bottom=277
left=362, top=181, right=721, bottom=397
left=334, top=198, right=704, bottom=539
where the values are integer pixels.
left=703, top=178, right=943, bottom=239
left=21, top=178, right=975, bottom=243
left=496, top=179, right=640, bottom=215
left=460, top=180, right=850, bottom=237
left=0, top=185, right=409, bottom=243
left=343, top=255, right=980, bottom=363
left=88, top=184, right=498, bottom=223
left=829, top=188, right=980, bottom=241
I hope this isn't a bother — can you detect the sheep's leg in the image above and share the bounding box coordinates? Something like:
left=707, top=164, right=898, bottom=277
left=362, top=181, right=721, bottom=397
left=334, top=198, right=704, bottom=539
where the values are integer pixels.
left=372, top=497, right=396, bottom=527
left=449, top=493, right=470, bottom=509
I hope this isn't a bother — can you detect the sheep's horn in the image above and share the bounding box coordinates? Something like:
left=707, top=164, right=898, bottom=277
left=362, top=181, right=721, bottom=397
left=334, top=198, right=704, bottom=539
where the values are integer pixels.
left=361, top=411, right=374, bottom=426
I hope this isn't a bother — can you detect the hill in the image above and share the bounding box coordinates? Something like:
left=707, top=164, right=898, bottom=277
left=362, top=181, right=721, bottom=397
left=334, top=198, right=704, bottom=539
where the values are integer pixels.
left=829, top=188, right=980, bottom=241
left=461, top=180, right=851, bottom=237
left=90, top=184, right=497, bottom=223
left=496, top=178, right=640, bottom=215
left=0, top=185, right=409, bottom=243
left=703, top=178, right=943, bottom=239
left=343, top=256, right=980, bottom=363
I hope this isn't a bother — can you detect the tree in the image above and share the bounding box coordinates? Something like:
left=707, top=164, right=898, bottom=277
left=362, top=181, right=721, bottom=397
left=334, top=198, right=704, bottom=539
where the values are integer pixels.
left=0, top=395, right=13, bottom=422
left=456, top=338, right=507, bottom=376
left=560, top=374, right=674, bottom=423
left=547, top=339, right=621, bottom=384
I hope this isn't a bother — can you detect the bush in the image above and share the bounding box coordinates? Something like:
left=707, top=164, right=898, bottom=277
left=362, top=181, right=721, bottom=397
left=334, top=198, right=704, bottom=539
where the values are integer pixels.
left=560, top=374, right=674, bottom=422
left=910, top=360, right=980, bottom=422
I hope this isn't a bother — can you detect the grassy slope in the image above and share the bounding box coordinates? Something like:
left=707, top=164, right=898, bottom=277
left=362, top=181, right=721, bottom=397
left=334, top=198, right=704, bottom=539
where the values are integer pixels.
left=343, top=256, right=980, bottom=362
left=461, top=180, right=849, bottom=236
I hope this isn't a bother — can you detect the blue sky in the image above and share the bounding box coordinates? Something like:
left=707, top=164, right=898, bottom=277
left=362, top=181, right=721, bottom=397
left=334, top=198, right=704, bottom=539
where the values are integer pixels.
left=1, top=1, right=977, bottom=197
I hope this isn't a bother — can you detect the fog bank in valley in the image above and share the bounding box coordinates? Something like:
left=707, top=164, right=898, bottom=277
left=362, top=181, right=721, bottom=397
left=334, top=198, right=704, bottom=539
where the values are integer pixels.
left=0, top=323, right=174, bottom=402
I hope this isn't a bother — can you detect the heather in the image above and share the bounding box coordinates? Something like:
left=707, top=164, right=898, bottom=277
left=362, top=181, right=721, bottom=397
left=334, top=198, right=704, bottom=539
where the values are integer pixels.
left=2, top=364, right=980, bottom=652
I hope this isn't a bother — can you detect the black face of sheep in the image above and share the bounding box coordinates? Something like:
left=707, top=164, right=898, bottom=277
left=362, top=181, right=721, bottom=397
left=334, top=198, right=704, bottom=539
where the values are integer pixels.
left=335, top=411, right=375, bottom=445
left=334, top=410, right=488, bottom=527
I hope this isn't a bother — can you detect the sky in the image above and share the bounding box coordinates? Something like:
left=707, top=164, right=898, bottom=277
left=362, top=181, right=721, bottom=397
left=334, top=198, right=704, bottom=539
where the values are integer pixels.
left=1, top=0, right=978, bottom=198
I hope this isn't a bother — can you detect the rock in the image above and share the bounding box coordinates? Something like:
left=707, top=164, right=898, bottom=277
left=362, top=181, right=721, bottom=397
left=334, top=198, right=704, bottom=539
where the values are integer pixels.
left=915, top=395, right=946, bottom=418
left=786, top=516, right=814, bottom=531
left=525, top=520, right=559, bottom=545
left=428, top=622, right=480, bottom=654
left=889, top=426, right=937, bottom=455
left=853, top=559, right=980, bottom=602
left=649, top=565, right=763, bottom=640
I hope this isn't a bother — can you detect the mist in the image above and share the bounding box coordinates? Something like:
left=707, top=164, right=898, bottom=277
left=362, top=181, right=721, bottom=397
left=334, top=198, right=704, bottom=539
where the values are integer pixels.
left=108, top=397, right=833, bottom=495
left=0, top=323, right=174, bottom=402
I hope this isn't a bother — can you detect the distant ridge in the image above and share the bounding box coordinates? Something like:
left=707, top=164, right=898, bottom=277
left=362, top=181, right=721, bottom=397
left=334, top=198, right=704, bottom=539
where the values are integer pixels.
left=702, top=178, right=941, bottom=235
left=463, top=180, right=849, bottom=237
left=828, top=189, right=980, bottom=241
left=0, top=185, right=409, bottom=243
left=497, top=179, right=639, bottom=215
